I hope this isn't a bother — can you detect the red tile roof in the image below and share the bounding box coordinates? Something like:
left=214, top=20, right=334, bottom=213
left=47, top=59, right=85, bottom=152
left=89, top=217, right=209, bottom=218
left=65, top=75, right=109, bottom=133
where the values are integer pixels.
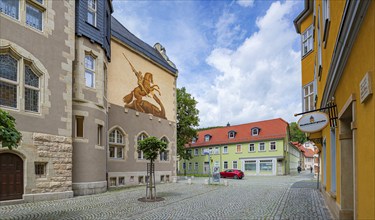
left=187, top=118, right=288, bottom=148
left=303, top=148, right=315, bottom=158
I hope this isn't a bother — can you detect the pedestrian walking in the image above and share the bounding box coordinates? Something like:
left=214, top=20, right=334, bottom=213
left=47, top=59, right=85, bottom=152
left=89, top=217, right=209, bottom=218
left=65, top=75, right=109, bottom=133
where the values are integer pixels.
left=310, top=166, right=313, bottom=173
left=297, top=166, right=301, bottom=173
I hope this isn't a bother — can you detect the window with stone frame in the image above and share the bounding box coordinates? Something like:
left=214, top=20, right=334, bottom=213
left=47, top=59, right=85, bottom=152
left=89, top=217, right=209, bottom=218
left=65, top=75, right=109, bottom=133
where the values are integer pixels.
left=0, top=0, right=46, bottom=31
left=0, top=53, right=41, bottom=113
left=0, top=0, right=19, bottom=19
left=35, top=162, right=47, bottom=178
left=137, top=133, right=148, bottom=159
left=87, top=0, right=97, bottom=26
left=194, top=162, right=198, bottom=170
left=194, top=148, right=199, bottom=156
left=109, top=129, right=124, bottom=159
left=159, top=137, right=169, bottom=161
left=84, top=54, right=95, bottom=88
left=223, top=146, right=228, bottom=154
left=232, top=161, right=238, bottom=169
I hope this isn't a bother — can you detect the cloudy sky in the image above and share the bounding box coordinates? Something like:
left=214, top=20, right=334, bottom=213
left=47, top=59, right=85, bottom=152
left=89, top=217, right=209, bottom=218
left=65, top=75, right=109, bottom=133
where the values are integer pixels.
left=113, top=0, right=304, bottom=128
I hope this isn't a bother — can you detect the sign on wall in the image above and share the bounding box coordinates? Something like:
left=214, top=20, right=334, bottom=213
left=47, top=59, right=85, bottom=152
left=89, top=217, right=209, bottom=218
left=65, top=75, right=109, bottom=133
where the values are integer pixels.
left=297, top=112, right=329, bottom=133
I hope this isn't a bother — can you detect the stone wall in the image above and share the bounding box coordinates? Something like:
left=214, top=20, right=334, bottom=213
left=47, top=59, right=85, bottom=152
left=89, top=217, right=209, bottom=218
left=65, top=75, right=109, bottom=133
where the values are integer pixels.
left=32, top=133, right=73, bottom=194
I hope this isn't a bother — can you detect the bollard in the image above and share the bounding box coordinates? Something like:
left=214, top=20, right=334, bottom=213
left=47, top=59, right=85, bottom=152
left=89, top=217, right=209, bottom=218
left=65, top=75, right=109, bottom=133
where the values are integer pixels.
left=204, top=179, right=209, bottom=185
left=191, top=176, right=195, bottom=179
left=224, top=180, right=229, bottom=186
left=185, top=176, right=188, bottom=180
left=188, top=178, right=192, bottom=185
left=172, top=177, right=177, bottom=183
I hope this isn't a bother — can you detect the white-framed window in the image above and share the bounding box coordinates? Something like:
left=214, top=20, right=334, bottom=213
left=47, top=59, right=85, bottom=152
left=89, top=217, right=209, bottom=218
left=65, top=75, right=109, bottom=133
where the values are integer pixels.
left=303, top=82, right=314, bottom=112
left=0, top=53, right=41, bottom=113
left=84, top=55, right=95, bottom=88
left=223, top=146, right=228, bottom=154
left=208, top=147, right=213, bottom=154
left=249, top=143, right=255, bottom=152
left=270, top=142, right=276, bottom=151
left=188, top=162, right=192, bottom=170
left=159, top=137, right=169, bottom=161
left=192, top=137, right=197, bottom=143
left=0, top=0, right=19, bottom=19
left=214, top=147, right=219, bottom=154
left=109, top=129, right=124, bottom=159
left=301, top=25, right=314, bottom=57
left=244, top=161, right=256, bottom=171
left=251, top=128, right=259, bottom=136
left=1, top=0, right=46, bottom=31
left=137, top=133, right=148, bottom=159
left=201, top=148, right=205, bottom=155
left=87, top=0, right=97, bottom=26
left=236, top=144, right=242, bottom=153
left=223, top=161, right=228, bottom=169
left=194, top=148, right=199, bottom=156
left=228, top=131, right=236, bottom=139
left=259, top=142, right=265, bottom=151
left=232, top=161, right=238, bottom=169
left=204, top=134, right=211, bottom=142
left=194, top=162, right=198, bottom=170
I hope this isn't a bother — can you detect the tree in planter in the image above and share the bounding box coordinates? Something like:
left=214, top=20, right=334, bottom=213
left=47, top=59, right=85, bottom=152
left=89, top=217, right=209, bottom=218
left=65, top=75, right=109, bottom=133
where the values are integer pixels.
left=138, top=136, right=167, bottom=200
left=0, top=109, right=22, bottom=149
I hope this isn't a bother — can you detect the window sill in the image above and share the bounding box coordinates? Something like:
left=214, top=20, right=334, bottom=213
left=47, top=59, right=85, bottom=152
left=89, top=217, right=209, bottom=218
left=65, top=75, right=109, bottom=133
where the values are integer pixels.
left=248, top=151, right=255, bottom=153
left=258, top=150, right=266, bottom=152
left=301, top=49, right=314, bottom=60
left=73, top=138, right=89, bottom=143
left=269, top=149, right=277, bottom=152
left=235, top=152, right=242, bottom=154
left=109, top=158, right=124, bottom=161
left=95, top=145, right=105, bottom=150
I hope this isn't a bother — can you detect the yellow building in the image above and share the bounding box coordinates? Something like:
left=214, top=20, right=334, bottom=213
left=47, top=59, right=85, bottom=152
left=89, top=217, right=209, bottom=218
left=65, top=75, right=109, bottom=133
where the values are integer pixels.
left=294, top=0, right=374, bottom=219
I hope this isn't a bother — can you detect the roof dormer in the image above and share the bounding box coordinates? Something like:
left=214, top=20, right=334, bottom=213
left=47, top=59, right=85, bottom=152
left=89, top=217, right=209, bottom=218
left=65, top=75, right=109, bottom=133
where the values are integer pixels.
left=228, top=130, right=236, bottom=139
left=251, top=127, right=260, bottom=136
left=204, top=134, right=212, bottom=142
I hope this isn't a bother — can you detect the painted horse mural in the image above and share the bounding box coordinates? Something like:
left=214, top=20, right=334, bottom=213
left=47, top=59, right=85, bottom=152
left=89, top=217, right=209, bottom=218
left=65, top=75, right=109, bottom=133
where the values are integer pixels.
left=122, top=54, right=166, bottom=119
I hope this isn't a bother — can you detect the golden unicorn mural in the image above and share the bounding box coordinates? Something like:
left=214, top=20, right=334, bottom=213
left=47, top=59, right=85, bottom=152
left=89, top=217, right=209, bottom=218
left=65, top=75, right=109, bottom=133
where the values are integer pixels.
left=122, top=54, right=166, bottom=119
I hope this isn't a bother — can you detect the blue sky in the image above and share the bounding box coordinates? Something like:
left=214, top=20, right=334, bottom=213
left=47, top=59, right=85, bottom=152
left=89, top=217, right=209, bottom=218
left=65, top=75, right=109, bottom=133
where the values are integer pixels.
left=113, top=0, right=304, bottom=128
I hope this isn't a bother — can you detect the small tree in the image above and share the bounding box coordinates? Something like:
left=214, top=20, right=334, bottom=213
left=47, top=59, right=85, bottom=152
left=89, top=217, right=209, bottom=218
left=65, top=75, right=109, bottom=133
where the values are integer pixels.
left=138, top=136, right=167, bottom=200
left=0, top=109, right=22, bottom=149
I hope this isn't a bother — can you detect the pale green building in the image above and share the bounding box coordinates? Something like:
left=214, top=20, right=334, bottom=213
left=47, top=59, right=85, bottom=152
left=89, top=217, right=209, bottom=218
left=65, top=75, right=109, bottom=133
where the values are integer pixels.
left=179, top=118, right=301, bottom=176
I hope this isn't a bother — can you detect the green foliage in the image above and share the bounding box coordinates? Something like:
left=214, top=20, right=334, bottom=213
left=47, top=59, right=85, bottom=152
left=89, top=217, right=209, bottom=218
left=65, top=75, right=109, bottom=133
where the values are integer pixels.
left=177, top=87, right=199, bottom=160
left=289, top=122, right=307, bottom=144
left=0, top=109, right=22, bottom=150
left=138, top=136, right=167, bottom=161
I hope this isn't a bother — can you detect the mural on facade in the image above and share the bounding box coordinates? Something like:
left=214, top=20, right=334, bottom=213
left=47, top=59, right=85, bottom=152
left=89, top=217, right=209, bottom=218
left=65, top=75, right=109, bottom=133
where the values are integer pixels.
left=122, top=54, right=166, bottom=119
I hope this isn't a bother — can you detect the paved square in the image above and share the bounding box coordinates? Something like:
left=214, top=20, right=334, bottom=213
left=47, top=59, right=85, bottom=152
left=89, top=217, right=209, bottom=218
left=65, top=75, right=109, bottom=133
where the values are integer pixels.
left=0, top=172, right=332, bottom=219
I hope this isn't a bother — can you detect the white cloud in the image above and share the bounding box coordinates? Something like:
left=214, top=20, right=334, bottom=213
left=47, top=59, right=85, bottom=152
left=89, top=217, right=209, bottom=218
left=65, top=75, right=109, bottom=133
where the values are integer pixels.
left=236, top=0, right=255, bottom=8
left=199, top=1, right=301, bottom=127
left=214, top=11, right=246, bottom=47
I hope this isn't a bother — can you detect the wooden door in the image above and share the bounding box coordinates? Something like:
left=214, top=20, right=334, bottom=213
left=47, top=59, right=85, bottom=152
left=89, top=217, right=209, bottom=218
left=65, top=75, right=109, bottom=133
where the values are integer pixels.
left=0, top=153, right=23, bottom=201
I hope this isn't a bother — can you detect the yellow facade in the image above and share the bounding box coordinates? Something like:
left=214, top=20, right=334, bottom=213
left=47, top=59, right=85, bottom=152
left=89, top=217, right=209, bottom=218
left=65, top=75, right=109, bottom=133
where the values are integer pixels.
left=294, top=0, right=374, bottom=219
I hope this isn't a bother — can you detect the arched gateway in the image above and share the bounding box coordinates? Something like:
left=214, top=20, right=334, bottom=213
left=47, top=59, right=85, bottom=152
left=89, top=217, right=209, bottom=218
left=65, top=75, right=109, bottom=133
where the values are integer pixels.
left=0, top=153, right=23, bottom=201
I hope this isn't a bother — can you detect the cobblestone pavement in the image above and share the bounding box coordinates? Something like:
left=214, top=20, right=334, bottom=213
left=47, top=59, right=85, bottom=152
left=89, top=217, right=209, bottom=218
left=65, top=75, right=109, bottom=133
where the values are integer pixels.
left=0, top=171, right=332, bottom=220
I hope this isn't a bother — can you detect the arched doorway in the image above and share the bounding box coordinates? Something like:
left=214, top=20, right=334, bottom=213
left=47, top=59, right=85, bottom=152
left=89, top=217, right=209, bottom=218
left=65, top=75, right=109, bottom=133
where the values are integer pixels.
left=0, top=153, right=24, bottom=201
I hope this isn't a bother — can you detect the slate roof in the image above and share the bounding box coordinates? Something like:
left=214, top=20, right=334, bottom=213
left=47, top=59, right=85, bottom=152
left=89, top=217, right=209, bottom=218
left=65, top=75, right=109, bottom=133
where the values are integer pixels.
left=111, top=16, right=178, bottom=75
left=188, top=118, right=289, bottom=148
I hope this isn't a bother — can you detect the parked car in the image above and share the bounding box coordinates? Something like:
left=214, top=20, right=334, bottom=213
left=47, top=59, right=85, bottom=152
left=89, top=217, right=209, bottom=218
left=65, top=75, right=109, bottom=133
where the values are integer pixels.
left=220, top=169, right=244, bottom=179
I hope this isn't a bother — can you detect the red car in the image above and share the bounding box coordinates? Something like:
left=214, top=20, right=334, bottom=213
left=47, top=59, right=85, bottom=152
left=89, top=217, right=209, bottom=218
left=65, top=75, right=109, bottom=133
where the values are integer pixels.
left=220, top=169, right=244, bottom=179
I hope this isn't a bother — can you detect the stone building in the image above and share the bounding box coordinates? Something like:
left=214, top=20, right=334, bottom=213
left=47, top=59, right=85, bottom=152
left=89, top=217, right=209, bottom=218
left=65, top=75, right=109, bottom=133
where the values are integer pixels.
left=0, top=0, right=177, bottom=203
left=0, top=0, right=76, bottom=203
